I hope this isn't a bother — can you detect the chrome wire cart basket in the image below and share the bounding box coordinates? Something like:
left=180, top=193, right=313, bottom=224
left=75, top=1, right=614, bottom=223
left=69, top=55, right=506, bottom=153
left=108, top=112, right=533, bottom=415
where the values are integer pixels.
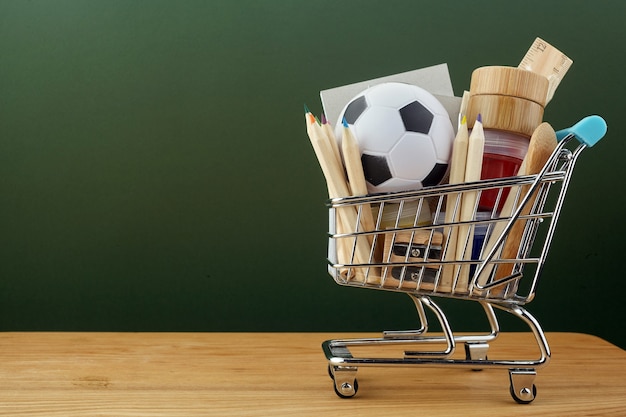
left=322, top=124, right=606, bottom=404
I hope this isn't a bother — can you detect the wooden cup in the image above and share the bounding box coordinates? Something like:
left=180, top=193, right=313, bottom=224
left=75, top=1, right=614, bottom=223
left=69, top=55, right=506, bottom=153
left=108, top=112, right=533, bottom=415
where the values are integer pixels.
left=469, top=66, right=549, bottom=106
left=466, top=94, right=545, bottom=137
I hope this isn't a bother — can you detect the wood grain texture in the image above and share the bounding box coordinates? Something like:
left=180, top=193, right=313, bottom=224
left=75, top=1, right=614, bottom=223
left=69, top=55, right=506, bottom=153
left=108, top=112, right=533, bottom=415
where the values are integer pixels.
left=341, top=123, right=376, bottom=238
left=441, top=116, right=469, bottom=292
left=455, top=117, right=484, bottom=292
left=0, top=332, right=624, bottom=416
left=306, top=113, right=374, bottom=283
left=491, top=123, right=557, bottom=290
left=475, top=123, right=557, bottom=294
left=469, top=66, right=549, bottom=106
left=466, top=94, right=545, bottom=137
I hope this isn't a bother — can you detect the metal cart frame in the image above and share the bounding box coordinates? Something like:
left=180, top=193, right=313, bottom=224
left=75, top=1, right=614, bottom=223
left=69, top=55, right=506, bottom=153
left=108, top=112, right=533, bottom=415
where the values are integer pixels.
left=322, top=134, right=591, bottom=403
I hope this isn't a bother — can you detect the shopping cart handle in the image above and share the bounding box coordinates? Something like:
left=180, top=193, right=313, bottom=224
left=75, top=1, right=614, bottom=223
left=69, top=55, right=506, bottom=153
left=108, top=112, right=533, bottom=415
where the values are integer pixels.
left=555, top=115, right=607, bottom=147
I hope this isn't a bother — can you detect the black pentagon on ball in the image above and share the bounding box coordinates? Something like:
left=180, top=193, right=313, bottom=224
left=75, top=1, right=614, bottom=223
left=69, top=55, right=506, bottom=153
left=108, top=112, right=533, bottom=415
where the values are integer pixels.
left=422, top=163, right=448, bottom=187
left=361, top=153, right=392, bottom=186
left=343, top=95, right=368, bottom=124
left=399, top=101, right=434, bottom=134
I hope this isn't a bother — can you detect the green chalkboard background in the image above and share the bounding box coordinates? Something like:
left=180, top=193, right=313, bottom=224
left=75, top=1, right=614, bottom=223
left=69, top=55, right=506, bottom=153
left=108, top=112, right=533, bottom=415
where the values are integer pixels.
left=2, top=0, right=625, bottom=348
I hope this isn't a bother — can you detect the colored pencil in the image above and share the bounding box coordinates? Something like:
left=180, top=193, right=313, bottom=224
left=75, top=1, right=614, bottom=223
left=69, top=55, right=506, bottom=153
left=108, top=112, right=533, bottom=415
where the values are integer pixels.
left=304, top=108, right=376, bottom=283
left=340, top=118, right=376, bottom=233
left=321, top=112, right=343, bottom=172
left=455, top=114, right=484, bottom=292
left=440, top=115, right=469, bottom=292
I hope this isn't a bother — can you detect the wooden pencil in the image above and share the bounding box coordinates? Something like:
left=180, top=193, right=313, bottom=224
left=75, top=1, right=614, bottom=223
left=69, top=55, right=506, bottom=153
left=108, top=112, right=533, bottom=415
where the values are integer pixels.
left=340, top=118, right=376, bottom=234
left=321, top=112, right=344, bottom=174
left=455, top=114, right=485, bottom=292
left=458, top=91, right=470, bottom=126
left=440, top=115, right=469, bottom=292
left=304, top=109, right=376, bottom=284
left=305, top=108, right=348, bottom=196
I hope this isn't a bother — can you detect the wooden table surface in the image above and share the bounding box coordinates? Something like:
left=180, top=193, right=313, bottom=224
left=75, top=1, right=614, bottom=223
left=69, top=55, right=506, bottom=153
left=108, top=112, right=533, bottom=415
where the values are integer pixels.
left=0, top=332, right=624, bottom=416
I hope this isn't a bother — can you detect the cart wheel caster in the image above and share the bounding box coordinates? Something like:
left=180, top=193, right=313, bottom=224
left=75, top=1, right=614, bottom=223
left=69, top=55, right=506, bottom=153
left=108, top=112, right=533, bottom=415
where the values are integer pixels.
left=509, top=369, right=537, bottom=404
left=510, top=383, right=537, bottom=404
left=334, top=378, right=358, bottom=399
left=328, top=365, right=359, bottom=398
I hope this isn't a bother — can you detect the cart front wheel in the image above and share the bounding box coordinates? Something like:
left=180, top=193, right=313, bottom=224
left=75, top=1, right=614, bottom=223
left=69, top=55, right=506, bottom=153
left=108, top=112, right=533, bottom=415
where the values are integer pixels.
left=510, top=383, right=537, bottom=404
left=508, top=368, right=537, bottom=404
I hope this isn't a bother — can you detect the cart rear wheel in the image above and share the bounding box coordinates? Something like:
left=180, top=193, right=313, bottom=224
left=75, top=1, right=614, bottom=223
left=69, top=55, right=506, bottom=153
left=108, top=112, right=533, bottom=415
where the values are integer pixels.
left=510, top=383, right=537, bottom=404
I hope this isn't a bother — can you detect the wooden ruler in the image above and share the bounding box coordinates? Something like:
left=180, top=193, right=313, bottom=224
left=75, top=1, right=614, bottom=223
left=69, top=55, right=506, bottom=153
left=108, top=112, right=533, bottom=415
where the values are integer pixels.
left=519, top=37, right=573, bottom=104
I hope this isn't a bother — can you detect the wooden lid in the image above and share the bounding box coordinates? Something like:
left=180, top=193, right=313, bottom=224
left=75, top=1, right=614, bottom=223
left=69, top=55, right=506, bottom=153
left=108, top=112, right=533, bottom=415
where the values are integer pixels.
left=466, top=94, right=545, bottom=137
left=470, top=66, right=550, bottom=106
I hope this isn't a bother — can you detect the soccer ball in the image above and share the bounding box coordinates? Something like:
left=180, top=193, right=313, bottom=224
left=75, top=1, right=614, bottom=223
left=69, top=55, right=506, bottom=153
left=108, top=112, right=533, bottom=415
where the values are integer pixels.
left=335, top=82, right=455, bottom=194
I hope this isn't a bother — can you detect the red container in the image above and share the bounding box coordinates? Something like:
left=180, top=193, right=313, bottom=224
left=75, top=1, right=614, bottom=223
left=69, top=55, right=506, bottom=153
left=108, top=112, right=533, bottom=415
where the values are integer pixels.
left=478, top=130, right=528, bottom=212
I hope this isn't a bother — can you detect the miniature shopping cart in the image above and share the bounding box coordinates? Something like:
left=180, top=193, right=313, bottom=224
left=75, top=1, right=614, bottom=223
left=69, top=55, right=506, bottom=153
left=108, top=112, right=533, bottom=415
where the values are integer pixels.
left=321, top=126, right=605, bottom=404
